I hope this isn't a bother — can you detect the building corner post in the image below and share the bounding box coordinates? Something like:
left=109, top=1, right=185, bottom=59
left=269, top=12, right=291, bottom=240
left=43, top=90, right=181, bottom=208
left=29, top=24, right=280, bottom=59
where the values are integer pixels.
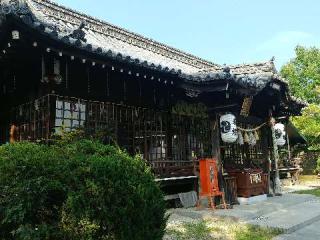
left=269, top=117, right=282, bottom=196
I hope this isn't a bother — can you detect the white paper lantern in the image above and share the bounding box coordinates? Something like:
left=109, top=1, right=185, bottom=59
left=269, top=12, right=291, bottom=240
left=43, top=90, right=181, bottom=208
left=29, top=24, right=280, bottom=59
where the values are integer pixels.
left=274, top=123, right=286, bottom=146
left=220, top=113, right=238, bottom=143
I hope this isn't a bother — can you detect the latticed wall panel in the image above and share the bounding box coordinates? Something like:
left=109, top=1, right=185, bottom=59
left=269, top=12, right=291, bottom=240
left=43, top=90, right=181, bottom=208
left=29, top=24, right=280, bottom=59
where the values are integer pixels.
left=9, top=94, right=214, bottom=176
left=10, top=95, right=52, bottom=142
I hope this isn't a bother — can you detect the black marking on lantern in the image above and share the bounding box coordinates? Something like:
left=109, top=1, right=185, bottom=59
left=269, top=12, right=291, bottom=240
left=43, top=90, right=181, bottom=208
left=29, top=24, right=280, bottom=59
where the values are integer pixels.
left=232, top=128, right=238, bottom=136
left=220, top=121, right=231, bottom=133
left=275, top=129, right=282, bottom=139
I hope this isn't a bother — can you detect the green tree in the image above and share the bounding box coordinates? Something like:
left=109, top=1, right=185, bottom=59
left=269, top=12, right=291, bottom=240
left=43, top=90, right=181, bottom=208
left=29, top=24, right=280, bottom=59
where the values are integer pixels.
left=281, top=46, right=320, bottom=152
left=292, top=104, right=320, bottom=150
left=281, top=46, right=320, bottom=104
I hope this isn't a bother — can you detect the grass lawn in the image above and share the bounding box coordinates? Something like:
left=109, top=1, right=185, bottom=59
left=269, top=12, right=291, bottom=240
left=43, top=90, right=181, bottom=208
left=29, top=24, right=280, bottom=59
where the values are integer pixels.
left=295, top=188, right=320, bottom=197
left=165, top=217, right=282, bottom=240
left=299, top=175, right=318, bottom=183
left=294, top=174, right=320, bottom=197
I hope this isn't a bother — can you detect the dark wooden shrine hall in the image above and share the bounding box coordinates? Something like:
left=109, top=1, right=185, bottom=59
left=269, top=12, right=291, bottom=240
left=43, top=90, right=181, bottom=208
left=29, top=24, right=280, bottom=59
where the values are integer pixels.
left=0, top=0, right=306, bottom=201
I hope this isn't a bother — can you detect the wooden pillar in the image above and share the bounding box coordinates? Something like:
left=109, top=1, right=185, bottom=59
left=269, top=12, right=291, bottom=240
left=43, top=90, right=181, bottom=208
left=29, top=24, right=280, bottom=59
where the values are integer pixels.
left=47, top=94, right=55, bottom=142
left=87, top=66, right=90, bottom=94
left=269, top=117, right=282, bottom=195
left=212, top=114, right=221, bottom=170
left=166, top=112, right=173, bottom=160
left=9, top=124, right=17, bottom=143
left=138, top=78, right=142, bottom=106
left=286, top=123, right=291, bottom=161
left=261, top=124, right=273, bottom=195
left=65, top=60, right=69, bottom=90
left=260, top=127, right=269, bottom=171
left=106, top=70, right=110, bottom=97
left=123, top=78, right=127, bottom=102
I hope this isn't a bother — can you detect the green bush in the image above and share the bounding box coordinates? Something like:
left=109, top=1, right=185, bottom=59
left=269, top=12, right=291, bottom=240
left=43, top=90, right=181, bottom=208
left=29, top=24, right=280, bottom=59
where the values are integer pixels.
left=0, top=140, right=166, bottom=240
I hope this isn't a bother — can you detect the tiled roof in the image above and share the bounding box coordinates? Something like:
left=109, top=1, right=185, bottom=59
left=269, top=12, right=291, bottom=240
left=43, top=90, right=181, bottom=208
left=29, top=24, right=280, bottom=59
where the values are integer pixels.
left=184, top=60, right=281, bottom=83
left=13, top=0, right=223, bottom=74
left=1, top=0, right=279, bottom=79
left=0, top=1, right=303, bottom=99
left=198, top=59, right=277, bottom=75
left=0, top=0, right=306, bottom=113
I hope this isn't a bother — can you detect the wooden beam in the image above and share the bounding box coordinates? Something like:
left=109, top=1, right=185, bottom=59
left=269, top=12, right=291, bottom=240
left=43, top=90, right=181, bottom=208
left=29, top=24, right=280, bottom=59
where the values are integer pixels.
left=208, top=103, right=239, bottom=111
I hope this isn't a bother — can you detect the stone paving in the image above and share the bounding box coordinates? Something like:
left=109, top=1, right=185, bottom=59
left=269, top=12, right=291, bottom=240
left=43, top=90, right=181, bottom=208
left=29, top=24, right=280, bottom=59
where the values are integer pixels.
left=274, top=219, right=320, bottom=240
left=168, top=191, right=320, bottom=240
left=218, top=193, right=320, bottom=239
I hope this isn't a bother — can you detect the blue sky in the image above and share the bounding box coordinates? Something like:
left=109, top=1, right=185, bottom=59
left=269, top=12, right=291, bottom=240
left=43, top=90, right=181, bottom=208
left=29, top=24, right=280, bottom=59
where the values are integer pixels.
left=54, top=0, right=319, bottom=70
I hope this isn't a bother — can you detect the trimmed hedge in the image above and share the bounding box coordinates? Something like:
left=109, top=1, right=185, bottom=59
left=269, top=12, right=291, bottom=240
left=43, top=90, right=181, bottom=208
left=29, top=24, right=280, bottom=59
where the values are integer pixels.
left=0, top=140, right=166, bottom=240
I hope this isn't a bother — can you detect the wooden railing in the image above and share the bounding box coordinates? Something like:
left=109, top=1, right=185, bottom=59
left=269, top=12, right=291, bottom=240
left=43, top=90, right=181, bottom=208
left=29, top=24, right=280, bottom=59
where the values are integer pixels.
left=151, top=160, right=199, bottom=178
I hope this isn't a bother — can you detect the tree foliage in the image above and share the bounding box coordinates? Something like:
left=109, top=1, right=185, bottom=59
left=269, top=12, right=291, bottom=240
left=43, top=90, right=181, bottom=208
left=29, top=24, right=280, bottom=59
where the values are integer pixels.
left=281, top=46, right=320, bottom=104
left=281, top=46, right=320, bottom=151
left=292, top=104, right=320, bottom=150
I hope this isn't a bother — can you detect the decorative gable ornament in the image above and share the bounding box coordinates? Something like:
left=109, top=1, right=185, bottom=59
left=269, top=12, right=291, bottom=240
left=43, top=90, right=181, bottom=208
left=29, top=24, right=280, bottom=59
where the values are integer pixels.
left=69, top=21, right=87, bottom=42
left=274, top=123, right=286, bottom=146
left=220, top=113, right=238, bottom=143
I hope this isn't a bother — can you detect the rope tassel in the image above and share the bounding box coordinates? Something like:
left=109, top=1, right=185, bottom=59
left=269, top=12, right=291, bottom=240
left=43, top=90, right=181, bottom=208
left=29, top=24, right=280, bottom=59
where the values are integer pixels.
left=237, top=131, right=244, bottom=145
left=243, top=132, right=249, bottom=143
left=248, top=131, right=256, bottom=146
left=254, top=130, right=260, bottom=141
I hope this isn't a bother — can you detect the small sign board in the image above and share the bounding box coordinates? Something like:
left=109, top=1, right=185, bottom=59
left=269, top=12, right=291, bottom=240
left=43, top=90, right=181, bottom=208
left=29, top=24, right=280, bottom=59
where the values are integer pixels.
left=240, top=97, right=253, bottom=117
